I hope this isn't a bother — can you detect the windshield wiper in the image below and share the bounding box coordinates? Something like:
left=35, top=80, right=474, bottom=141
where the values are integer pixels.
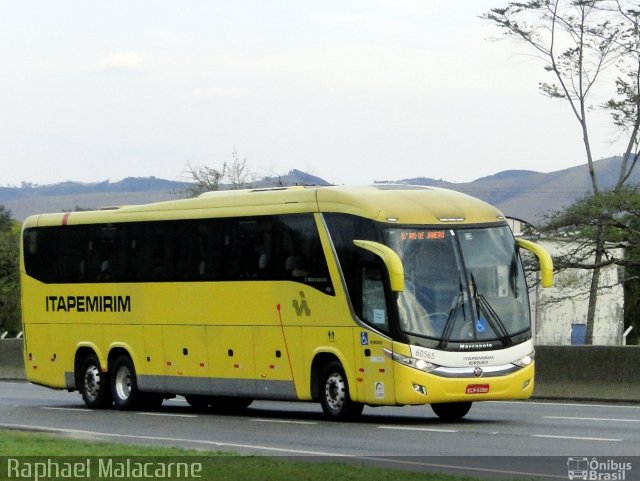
left=470, top=273, right=512, bottom=347
left=438, top=279, right=466, bottom=349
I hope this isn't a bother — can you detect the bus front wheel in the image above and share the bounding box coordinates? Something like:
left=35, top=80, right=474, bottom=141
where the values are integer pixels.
left=111, top=355, right=142, bottom=410
left=319, top=361, right=363, bottom=421
left=431, top=401, right=472, bottom=421
left=79, top=354, right=112, bottom=409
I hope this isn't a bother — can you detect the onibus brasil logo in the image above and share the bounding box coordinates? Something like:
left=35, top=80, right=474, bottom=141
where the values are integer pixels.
left=567, top=457, right=632, bottom=480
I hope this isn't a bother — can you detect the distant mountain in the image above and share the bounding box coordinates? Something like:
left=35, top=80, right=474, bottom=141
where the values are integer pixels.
left=2, top=158, right=636, bottom=224
left=0, top=177, right=188, bottom=201
left=386, top=156, right=638, bottom=224
left=259, top=169, right=330, bottom=187
left=1, top=170, right=328, bottom=221
left=0, top=177, right=189, bottom=221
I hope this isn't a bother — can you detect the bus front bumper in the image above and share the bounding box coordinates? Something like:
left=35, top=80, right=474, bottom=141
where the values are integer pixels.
left=394, top=361, right=535, bottom=405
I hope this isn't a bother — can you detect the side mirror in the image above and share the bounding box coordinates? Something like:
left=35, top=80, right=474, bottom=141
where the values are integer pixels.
left=353, top=240, right=405, bottom=292
left=516, top=238, right=554, bottom=288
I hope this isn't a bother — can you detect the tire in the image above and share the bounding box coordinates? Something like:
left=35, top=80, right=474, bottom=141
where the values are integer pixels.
left=79, top=354, right=112, bottom=409
left=111, top=355, right=142, bottom=410
left=431, top=402, right=472, bottom=421
left=319, top=361, right=363, bottom=421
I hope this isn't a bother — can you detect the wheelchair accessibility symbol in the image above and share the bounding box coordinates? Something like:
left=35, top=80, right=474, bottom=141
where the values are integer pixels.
left=360, top=332, right=369, bottom=345
left=476, top=318, right=487, bottom=333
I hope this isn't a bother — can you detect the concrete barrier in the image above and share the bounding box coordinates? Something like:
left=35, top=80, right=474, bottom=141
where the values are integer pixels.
left=1, top=340, right=638, bottom=402
left=0, top=338, right=25, bottom=381
left=533, top=345, right=640, bottom=402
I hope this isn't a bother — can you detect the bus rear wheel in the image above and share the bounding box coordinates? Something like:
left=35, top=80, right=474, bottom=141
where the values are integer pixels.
left=431, top=402, right=472, bottom=421
left=319, top=361, right=363, bottom=421
left=79, top=354, right=112, bottom=409
left=111, top=355, right=142, bottom=410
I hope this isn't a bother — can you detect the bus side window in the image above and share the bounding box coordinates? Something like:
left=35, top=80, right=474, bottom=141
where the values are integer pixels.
left=275, top=214, right=333, bottom=294
left=361, top=265, right=389, bottom=333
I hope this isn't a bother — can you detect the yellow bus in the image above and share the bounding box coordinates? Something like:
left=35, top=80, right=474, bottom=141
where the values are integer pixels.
left=20, top=185, right=553, bottom=421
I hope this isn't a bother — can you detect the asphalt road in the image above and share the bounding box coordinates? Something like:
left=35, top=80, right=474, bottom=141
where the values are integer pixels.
left=0, top=381, right=638, bottom=480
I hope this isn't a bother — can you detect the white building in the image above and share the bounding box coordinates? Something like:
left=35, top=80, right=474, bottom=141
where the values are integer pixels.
left=508, top=218, right=626, bottom=345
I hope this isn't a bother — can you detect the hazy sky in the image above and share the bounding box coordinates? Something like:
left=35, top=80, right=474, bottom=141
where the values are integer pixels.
left=0, top=1, right=628, bottom=187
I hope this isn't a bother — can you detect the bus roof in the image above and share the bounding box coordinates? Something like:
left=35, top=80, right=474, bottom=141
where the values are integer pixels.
left=23, top=184, right=505, bottom=227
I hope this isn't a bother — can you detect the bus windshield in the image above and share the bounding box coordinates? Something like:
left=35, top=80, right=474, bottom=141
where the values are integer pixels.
left=384, top=226, right=530, bottom=343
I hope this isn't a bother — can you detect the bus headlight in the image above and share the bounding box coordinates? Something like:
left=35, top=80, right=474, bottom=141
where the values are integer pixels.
left=512, top=352, right=534, bottom=368
left=415, top=359, right=428, bottom=370
left=384, top=349, right=438, bottom=373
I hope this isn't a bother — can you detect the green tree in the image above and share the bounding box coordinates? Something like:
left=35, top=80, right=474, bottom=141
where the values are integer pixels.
left=225, top=146, right=254, bottom=189
left=484, top=0, right=640, bottom=343
left=543, top=186, right=640, bottom=343
left=183, top=162, right=225, bottom=197
left=0, top=206, right=21, bottom=334
left=183, top=147, right=255, bottom=197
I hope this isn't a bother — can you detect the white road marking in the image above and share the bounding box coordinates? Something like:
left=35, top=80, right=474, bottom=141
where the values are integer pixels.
left=41, top=407, right=92, bottom=413
left=251, top=418, right=317, bottom=425
left=41, top=406, right=198, bottom=418
left=532, top=434, right=622, bottom=442
left=0, top=422, right=569, bottom=480
left=545, top=416, right=640, bottom=423
left=0, top=422, right=351, bottom=457
left=137, top=412, right=198, bottom=418
left=378, top=425, right=458, bottom=433
left=493, top=400, right=640, bottom=409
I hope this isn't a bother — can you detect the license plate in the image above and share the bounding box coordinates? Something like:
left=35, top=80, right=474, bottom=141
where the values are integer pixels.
left=466, top=384, right=489, bottom=394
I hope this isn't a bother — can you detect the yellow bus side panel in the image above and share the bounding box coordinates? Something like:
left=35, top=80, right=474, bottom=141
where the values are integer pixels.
left=23, top=272, right=360, bottom=402
left=162, top=325, right=209, bottom=379
left=207, top=326, right=256, bottom=379
left=280, top=327, right=309, bottom=400
left=24, top=323, right=68, bottom=388
left=254, top=326, right=293, bottom=382
left=25, top=322, right=109, bottom=389
left=352, top=328, right=396, bottom=405
left=301, top=326, right=359, bottom=401
left=142, top=325, right=165, bottom=377
left=103, top=324, right=144, bottom=366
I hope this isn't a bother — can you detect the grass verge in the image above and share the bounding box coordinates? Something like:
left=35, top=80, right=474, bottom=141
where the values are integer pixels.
left=0, top=429, right=492, bottom=481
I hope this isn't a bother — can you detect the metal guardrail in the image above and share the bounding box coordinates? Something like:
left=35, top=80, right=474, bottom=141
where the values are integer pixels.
left=0, top=338, right=25, bottom=380
left=533, top=345, right=640, bottom=402
left=1, top=340, right=638, bottom=402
